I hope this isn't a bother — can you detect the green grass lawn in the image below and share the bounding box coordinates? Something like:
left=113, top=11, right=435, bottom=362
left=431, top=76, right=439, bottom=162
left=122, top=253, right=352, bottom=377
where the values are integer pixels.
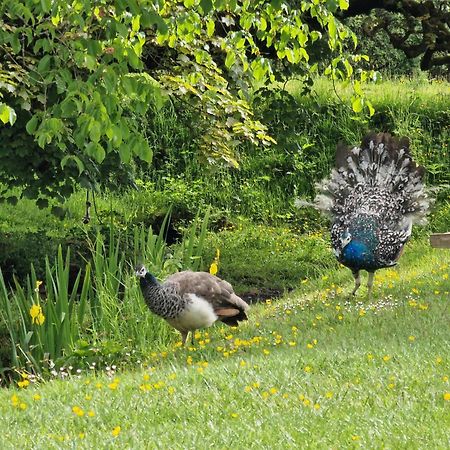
left=1, top=240, right=449, bottom=449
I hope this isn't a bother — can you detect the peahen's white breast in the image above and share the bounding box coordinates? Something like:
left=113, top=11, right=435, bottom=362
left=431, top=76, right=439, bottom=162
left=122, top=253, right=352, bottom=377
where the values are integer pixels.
left=167, top=294, right=217, bottom=332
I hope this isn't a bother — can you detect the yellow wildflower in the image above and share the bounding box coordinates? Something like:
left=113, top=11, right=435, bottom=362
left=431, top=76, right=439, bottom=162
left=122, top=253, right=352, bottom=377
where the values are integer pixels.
left=108, top=380, right=119, bottom=390
left=72, top=406, right=84, bottom=417
left=30, top=304, right=45, bottom=325
left=17, top=379, right=30, bottom=388
left=112, top=426, right=121, bottom=437
left=443, top=392, right=450, bottom=401
left=209, top=262, right=218, bottom=276
left=209, top=249, right=220, bottom=275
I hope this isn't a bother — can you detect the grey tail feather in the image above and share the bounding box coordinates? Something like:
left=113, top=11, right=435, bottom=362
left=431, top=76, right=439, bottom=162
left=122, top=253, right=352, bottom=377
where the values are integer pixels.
left=315, top=132, right=432, bottom=222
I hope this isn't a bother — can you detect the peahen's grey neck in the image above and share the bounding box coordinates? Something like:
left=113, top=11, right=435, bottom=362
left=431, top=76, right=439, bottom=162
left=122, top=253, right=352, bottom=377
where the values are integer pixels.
left=140, top=274, right=188, bottom=319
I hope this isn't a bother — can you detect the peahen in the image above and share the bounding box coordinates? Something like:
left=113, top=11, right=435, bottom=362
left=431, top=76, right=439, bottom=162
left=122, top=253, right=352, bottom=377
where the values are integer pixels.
left=135, top=265, right=249, bottom=344
left=313, top=132, right=431, bottom=297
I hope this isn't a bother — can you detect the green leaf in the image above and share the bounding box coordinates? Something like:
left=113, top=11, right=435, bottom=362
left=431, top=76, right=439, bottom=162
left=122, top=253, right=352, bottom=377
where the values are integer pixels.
left=271, top=0, right=282, bottom=9
left=119, top=142, right=131, bottom=163
left=89, top=120, right=101, bottom=143
left=61, top=155, right=85, bottom=175
left=85, top=142, right=106, bottom=163
left=26, top=115, right=39, bottom=134
left=339, top=0, right=349, bottom=10
left=0, top=103, right=17, bottom=125
left=353, top=80, right=363, bottom=96
left=40, top=0, right=51, bottom=13
left=260, top=17, right=267, bottom=31
left=132, top=15, right=140, bottom=32
left=200, top=0, right=213, bottom=14
left=37, top=55, right=52, bottom=73
left=352, top=97, right=364, bottom=113
left=206, top=19, right=215, bottom=36
left=366, top=100, right=375, bottom=117
left=327, top=16, right=336, bottom=40
left=135, top=138, right=152, bottom=163
left=344, top=60, right=353, bottom=78
left=225, top=52, right=236, bottom=69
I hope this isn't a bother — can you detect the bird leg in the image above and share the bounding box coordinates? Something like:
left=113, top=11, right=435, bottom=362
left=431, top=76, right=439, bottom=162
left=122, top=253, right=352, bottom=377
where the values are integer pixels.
left=351, top=270, right=361, bottom=296
left=180, top=331, right=188, bottom=346
left=367, top=271, right=375, bottom=300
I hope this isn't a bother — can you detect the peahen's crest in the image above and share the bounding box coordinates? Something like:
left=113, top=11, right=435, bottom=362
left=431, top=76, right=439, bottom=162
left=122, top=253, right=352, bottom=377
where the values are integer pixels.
left=313, top=132, right=432, bottom=297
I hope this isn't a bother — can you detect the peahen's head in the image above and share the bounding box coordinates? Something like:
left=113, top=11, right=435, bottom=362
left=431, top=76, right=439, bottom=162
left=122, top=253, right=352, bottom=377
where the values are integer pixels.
left=135, top=264, right=148, bottom=278
left=135, top=264, right=159, bottom=286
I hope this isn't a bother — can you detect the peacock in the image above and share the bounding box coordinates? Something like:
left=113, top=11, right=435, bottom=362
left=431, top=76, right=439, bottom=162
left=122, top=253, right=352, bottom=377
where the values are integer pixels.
left=135, top=265, right=249, bottom=344
left=313, top=132, right=431, bottom=297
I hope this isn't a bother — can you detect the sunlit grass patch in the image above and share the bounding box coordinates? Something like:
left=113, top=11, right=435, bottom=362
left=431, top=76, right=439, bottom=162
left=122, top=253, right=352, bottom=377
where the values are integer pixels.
left=0, top=239, right=449, bottom=448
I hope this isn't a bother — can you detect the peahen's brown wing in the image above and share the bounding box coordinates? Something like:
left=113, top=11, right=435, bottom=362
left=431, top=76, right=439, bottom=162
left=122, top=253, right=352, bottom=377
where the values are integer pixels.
left=164, top=271, right=249, bottom=320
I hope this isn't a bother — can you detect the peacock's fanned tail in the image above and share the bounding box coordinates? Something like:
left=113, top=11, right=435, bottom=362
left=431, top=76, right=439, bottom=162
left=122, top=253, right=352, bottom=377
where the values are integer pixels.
left=315, top=132, right=432, bottom=225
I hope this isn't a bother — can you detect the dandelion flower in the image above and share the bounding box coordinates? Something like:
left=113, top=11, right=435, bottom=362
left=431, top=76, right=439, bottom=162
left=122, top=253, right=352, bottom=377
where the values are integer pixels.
left=443, top=392, right=450, bottom=401
left=108, top=381, right=119, bottom=390
left=11, top=394, right=19, bottom=406
left=112, top=426, right=121, bottom=437
left=72, top=406, right=84, bottom=417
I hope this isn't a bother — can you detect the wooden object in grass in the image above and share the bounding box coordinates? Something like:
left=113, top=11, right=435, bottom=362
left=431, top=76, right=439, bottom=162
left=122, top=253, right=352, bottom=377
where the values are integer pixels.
left=430, top=232, right=450, bottom=249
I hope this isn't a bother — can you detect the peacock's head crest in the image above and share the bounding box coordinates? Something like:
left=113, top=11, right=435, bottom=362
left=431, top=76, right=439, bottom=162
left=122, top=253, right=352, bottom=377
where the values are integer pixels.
left=135, top=264, right=148, bottom=278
